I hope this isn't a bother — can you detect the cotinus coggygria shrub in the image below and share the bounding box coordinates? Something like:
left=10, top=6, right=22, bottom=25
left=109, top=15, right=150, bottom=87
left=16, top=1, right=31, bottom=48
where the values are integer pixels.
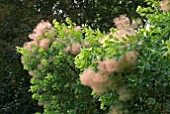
left=75, top=0, right=170, bottom=113
left=17, top=0, right=170, bottom=113
left=17, top=19, right=104, bottom=114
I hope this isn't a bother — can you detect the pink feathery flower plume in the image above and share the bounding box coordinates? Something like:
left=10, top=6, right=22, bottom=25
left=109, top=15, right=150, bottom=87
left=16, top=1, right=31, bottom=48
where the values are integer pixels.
left=23, top=20, right=52, bottom=51
left=80, top=68, right=113, bottom=94
left=160, top=0, right=170, bottom=11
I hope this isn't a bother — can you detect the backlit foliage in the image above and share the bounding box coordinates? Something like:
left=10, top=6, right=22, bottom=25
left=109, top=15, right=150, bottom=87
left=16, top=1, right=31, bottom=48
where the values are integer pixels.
left=17, top=19, right=103, bottom=113
left=17, top=0, right=170, bottom=113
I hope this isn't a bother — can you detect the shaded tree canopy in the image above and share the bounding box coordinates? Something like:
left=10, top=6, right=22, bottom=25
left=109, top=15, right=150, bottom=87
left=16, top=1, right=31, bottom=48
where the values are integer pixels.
left=0, top=0, right=147, bottom=43
left=28, top=0, right=147, bottom=31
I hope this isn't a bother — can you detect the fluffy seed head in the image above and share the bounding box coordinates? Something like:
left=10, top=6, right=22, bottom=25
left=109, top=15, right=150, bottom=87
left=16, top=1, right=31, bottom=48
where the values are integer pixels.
left=80, top=67, right=114, bottom=94
left=28, top=20, right=52, bottom=41
left=113, top=15, right=130, bottom=30
left=80, top=68, right=95, bottom=86
left=92, top=73, right=108, bottom=83
left=64, top=45, right=71, bottom=53
left=97, top=51, right=138, bottom=74
left=33, top=20, right=51, bottom=35
left=28, top=71, right=37, bottom=78
left=160, top=0, right=170, bottom=11
left=74, top=26, right=81, bottom=31
left=39, top=38, right=51, bottom=50
left=98, top=59, right=118, bottom=74
left=83, top=41, right=90, bottom=47
left=123, top=51, right=138, bottom=70
left=23, top=41, right=37, bottom=51
left=163, top=51, right=169, bottom=56
left=71, top=41, right=81, bottom=55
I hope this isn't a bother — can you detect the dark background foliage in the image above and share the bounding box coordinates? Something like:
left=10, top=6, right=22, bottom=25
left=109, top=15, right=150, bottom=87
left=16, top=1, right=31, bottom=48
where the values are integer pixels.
left=0, top=0, right=147, bottom=113
left=0, top=40, right=43, bottom=113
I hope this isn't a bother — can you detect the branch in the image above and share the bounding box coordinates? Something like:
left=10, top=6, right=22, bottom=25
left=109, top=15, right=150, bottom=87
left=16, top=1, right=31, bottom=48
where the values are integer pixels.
left=65, top=61, right=79, bottom=76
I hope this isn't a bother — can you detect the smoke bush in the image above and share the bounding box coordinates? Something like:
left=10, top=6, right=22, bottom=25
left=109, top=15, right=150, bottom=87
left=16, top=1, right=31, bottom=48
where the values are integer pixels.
left=75, top=0, right=170, bottom=113
left=17, top=0, right=170, bottom=113
left=17, top=19, right=104, bottom=113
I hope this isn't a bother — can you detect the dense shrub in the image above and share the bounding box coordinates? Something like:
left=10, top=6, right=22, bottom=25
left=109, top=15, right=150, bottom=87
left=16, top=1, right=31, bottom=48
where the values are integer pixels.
left=17, top=19, right=104, bottom=113
left=0, top=40, right=43, bottom=113
left=0, top=0, right=148, bottom=113
left=75, top=0, right=170, bottom=113
left=17, top=0, right=170, bottom=113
